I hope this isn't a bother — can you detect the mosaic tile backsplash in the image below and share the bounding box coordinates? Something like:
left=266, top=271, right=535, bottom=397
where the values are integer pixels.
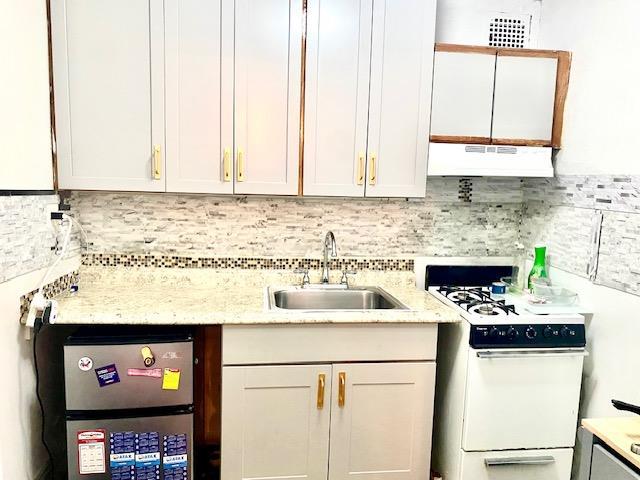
left=67, top=177, right=524, bottom=259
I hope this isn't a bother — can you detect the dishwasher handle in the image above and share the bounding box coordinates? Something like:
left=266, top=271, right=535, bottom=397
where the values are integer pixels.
left=476, top=349, right=588, bottom=359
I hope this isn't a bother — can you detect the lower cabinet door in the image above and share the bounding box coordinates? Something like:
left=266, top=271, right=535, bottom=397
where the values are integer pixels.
left=460, top=448, right=573, bottom=480
left=328, top=362, right=436, bottom=480
left=221, top=365, right=332, bottom=480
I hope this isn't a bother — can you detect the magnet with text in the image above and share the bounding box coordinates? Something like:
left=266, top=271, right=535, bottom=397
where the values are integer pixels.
left=95, top=364, right=120, bottom=387
left=77, top=429, right=106, bottom=474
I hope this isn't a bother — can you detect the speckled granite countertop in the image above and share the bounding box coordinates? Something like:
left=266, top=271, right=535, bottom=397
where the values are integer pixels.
left=53, top=266, right=461, bottom=325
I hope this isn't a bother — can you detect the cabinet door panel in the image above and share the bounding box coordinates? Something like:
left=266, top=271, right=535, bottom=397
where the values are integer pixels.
left=52, top=0, right=165, bottom=191
left=221, top=365, right=331, bottom=480
left=303, top=0, right=372, bottom=197
left=328, top=362, right=436, bottom=480
left=366, top=0, right=436, bottom=198
left=165, top=0, right=234, bottom=194
left=491, top=55, right=558, bottom=143
left=234, top=0, right=302, bottom=195
left=431, top=51, right=496, bottom=140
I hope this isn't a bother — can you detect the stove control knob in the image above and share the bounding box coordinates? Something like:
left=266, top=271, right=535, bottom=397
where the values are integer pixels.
left=489, top=327, right=500, bottom=339
left=543, top=326, right=554, bottom=338
left=560, top=326, right=573, bottom=338
left=506, top=327, right=519, bottom=340
left=525, top=327, right=537, bottom=339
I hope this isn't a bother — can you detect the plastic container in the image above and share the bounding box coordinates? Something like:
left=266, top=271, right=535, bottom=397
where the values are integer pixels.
left=530, top=278, right=578, bottom=306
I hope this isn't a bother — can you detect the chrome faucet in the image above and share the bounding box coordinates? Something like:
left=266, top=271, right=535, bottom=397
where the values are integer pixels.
left=321, top=231, right=338, bottom=284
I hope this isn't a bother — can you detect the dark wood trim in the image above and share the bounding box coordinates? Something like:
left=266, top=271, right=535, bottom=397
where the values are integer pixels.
left=435, top=43, right=497, bottom=55
left=297, top=0, right=308, bottom=196
left=430, top=135, right=492, bottom=145
left=46, top=0, right=59, bottom=191
left=496, top=48, right=564, bottom=59
left=491, top=138, right=553, bottom=147
left=203, top=326, right=222, bottom=445
left=552, top=51, right=572, bottom=148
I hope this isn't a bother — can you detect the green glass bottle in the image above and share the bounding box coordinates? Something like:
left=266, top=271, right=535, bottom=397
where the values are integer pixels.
left=527, top=245, right=548, bottom=290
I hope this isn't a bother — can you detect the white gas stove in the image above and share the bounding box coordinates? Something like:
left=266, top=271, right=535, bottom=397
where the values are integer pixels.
left=422, top=260, right=587, bottom=480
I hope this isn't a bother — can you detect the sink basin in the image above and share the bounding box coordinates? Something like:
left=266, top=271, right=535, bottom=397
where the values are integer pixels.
left=267, top=286, right=408, bottom=311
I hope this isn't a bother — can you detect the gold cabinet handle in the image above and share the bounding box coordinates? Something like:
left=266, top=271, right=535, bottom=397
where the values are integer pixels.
left=237, top=149, right=245, bottom=182
left=152, top=145, right=162, bottom=180
left=317, top=373, right=326, bottom=409
left=338, top=371, right=346, bottom=408
left=357, top=153, right=365, bottom=186
left=368, top=154, right=376, bottom=185
left=223, top=148, right=232, bottom=182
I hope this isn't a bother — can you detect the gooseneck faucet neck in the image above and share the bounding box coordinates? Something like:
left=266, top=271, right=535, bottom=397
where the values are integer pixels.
left=321, top=231, right=338, bottom=284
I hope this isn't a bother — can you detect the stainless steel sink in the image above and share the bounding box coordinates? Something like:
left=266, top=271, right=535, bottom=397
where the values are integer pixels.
left=266, top=286, right=408, bottom=311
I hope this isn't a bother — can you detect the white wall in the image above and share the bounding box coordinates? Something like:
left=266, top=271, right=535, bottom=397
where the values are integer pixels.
left=541, top=266, right=640, bottom=419
left=0, top=256, right=80, bottom=480
left=0, top=0, right=53, bottom=189
left=539, top=0, right=640, bottom=174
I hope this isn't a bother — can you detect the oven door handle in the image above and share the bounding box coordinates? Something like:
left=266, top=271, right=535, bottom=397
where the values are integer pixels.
left=476, top=349, right=588, bottom=359
left=485, top=455, right=556, bottom=467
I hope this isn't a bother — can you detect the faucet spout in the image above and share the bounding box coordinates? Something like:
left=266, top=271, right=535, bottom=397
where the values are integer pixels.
left=321, top=231, right=338, bottom=284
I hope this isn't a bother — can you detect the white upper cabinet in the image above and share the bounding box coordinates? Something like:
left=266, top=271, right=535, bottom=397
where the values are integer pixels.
left=303, top=0, right=373, bottom=197
left=365, top=0, right=436, bottom=198
left=304, top=0, right=436, bottom=198
left=52, top=0, right=165, bottom=191
left=492, top=53, right=559, bottom=144
left=165, top=0, right=234, bottom=194
left=431, top=51, right=496, bottom=142
left=234, top=0, right=302, bottom=195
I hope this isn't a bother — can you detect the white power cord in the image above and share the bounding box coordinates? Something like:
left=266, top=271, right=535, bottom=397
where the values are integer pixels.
left=26, top=213, right=86, bottom=329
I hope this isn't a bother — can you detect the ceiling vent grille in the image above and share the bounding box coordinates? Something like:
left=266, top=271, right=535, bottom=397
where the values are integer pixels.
left=489, top=16, right=528, bottom=48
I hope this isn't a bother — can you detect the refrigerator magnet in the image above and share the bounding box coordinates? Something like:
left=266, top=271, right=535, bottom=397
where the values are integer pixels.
left=77, top=429, right=106, bottom=474
left=94, top=364, right=120, bottom=387
left=162, top=368, right=181, bottom=391
left=78, top=356, right=93, bottom=371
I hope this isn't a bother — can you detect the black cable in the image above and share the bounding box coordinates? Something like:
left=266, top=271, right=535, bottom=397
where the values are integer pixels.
left=33, top=316, right=55, bottom=480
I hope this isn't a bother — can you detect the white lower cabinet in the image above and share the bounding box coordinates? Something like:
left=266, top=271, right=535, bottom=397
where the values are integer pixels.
left=328, top=363, right=436, bottom=480
left=459, top=448, right=574, bottom=480
left=221, top=360, right=436, bottom=480
left=221, top=364, right=332, bottom=480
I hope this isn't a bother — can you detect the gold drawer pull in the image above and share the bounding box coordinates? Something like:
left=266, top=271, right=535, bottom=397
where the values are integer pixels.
left=237, top=149, right=245, bottom=182
left=357, top=153, right=365, bottom=185
left=317, top=373, right=326, bottom=409
left=338, top=371, right=346, bottom=408
left=223, top=148, right=231, bottom=182
left=152, top=145, right=162, bottom=180
left=368, top=154, right=376, bottom=185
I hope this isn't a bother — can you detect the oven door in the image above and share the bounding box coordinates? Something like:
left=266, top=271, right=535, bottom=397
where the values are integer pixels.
left=462, top=348, right=585, bottom=451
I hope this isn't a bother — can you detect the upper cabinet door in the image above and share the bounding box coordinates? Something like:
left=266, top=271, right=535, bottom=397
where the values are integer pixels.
left=52, top=0, right=165, bottom=191
left=328, top=363, right=436, bottom=480
left=221, top=365, right=332, bottom=480
left=234, top=0, right=302, bottom=195
left=430, top=50, right=497, bottom=143
left=491, top=53, right=559, bottom=145
left=303, top=0, right=373, bottom=197
left=365, top=0, right=436, bottom=198
left=165, top=0, right=234, bottom=194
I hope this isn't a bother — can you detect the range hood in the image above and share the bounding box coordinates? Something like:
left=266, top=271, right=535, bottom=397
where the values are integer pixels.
left=427, top=142, right=554, bottom=177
